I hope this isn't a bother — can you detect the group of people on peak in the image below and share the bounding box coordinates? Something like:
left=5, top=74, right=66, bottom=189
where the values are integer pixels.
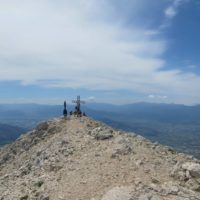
left=63, top=100, right=86, bottom=118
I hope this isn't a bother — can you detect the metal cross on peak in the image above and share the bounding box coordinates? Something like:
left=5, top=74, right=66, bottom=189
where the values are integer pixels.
left=72, top=96, right=85, bottom=105
left=72, top=96, right=85, bottom=116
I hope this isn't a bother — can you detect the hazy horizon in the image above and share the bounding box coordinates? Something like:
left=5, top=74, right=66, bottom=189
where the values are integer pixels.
left=0, top=101, right=199, bottom=107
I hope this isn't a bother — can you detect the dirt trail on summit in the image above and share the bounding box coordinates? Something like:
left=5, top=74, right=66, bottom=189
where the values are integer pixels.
left=0, top=117, right=200, bottom=200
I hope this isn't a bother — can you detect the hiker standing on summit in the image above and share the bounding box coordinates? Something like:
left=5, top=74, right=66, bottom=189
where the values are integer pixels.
left=63, top=101, right=67, bottom=118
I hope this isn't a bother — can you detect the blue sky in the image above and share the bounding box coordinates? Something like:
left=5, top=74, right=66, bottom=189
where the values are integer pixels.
left=0, top=0, right=200, bottom=105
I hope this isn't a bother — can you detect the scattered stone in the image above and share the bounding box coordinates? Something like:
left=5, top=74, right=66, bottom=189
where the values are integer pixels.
left=111, top=137, right=133, bottom=158
left=91, top=127, right=114, bottom=140
left=151, top=178, right=159, bottom=184
left=20, top=195, right=28, bottom=200
left=34, top=180, right=44, bottom=188
left=40, top=193, right=49, bottom=200
left=185, top=179, right=200, bottom=191
left=136, top=160, right=144, bottom=166
left=95, top=131, right=113, bottom=140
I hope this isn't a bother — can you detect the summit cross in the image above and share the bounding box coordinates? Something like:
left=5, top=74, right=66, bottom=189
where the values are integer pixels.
left=72, top=96, right=85, bottom=116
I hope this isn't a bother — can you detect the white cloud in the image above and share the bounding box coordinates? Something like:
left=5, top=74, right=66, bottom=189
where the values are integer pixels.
left=0, top=0, right=199, bottom=104
left=161, top=0, right=190, bottom=29
left=148, top=94, right=167, bottom=99
left=164, top=0, right=189, bottom=19
left=165, top=6, right=177, bottom=18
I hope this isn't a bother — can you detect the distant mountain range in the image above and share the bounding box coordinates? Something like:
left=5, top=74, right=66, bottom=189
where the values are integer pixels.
left=0, top=102, right=200, bottom=158
left=86, top=102, right=200, bottom=123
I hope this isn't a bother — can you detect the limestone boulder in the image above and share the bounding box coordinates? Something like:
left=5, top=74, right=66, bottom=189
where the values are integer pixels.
left=182, top=162, right=200, bottom=178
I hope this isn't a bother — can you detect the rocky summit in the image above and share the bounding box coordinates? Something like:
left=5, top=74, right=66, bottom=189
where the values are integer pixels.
left=0, top=117, right=200, bottom=200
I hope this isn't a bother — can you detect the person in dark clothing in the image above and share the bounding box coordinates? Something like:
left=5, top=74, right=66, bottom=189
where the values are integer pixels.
left=63, top=101, right=67, bottom=118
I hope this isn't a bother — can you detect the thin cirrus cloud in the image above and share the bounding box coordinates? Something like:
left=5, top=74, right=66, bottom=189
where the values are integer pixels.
left=0, top=0, right=199, bottom=104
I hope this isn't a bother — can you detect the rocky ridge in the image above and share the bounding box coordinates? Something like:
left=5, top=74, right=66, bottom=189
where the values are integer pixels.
left=0, top=116, right=200, bottom=200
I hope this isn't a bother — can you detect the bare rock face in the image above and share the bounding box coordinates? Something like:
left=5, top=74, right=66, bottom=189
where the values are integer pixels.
left=111, top=136, right=133, bottom=158
left=171, top=161, right=200, bottom=192
left=0, top=116, right=200, bottom=200
left=182, top=162, right=200, bottom=178
left=91, top=127, right=114, bottom=140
